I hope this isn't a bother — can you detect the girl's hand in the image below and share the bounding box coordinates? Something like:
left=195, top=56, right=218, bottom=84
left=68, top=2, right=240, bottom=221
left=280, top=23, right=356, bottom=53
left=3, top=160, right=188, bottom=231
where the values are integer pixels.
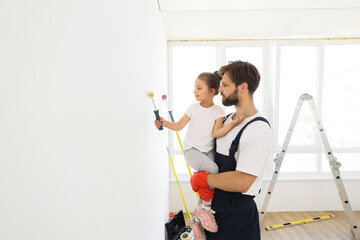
left=231, top=113, right=245, bottom=126
left=154, top=117, right=165, bottom=129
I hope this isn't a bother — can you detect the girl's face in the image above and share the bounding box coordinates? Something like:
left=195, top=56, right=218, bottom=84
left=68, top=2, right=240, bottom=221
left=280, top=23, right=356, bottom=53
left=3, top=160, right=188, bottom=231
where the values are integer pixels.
left=194, top=78, right=213, bottom=102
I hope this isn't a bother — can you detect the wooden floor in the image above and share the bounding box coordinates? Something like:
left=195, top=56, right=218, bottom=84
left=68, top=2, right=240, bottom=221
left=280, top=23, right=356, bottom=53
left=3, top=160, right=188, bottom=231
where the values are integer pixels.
left=183, top=211, right=360, bottom=240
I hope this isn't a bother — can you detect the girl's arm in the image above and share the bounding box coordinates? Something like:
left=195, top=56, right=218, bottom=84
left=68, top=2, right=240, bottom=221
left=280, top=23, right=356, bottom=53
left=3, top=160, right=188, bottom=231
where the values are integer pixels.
left=155, top=114, right=190, bottom=131
left=212, top=114, right=245, bottom=138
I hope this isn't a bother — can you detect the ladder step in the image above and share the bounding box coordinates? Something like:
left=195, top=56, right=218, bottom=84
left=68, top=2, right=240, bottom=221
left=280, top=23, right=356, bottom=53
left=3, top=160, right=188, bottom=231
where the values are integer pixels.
left=265, top=214, right=336, bottom=231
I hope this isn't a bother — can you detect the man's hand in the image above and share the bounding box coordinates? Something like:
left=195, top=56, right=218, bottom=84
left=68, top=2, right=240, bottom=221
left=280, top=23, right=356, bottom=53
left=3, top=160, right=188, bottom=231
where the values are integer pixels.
left=190, top=171, right=210, bottom=192
left=197, top=187, right=215, bottom=202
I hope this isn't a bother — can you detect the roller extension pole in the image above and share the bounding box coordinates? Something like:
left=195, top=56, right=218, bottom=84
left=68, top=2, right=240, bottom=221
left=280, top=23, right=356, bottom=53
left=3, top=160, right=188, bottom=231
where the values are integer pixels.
left=162, top=94, right=198, bottom=198
left=167, top=147, right=192, bottom=219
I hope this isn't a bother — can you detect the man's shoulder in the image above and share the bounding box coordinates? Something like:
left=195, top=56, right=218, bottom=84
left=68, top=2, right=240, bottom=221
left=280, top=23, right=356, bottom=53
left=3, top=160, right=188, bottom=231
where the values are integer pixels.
left=245, top=115, right=271, bottom=131
left=249, top=116, right=270, bottom=128
left=233, top=114, right=272, bottom=138
left=242, top=118, right=272, bottom=142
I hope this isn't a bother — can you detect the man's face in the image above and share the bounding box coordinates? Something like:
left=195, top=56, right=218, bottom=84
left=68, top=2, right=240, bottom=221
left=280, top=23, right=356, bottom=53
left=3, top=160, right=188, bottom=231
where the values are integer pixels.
left=219, top=72, right=239, bottom=106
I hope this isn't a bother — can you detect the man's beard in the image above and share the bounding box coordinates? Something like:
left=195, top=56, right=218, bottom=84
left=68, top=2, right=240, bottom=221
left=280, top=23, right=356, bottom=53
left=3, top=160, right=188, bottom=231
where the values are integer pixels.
left=222, top=89, right=239, bottom=106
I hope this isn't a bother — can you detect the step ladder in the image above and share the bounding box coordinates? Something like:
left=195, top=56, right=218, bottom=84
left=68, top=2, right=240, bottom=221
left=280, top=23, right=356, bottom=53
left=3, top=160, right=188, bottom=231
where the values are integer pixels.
left=259, top=93, right=360, bottom=240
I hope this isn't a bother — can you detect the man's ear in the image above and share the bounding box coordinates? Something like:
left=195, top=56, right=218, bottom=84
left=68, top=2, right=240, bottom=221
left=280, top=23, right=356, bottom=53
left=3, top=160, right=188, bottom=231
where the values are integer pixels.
left=239, top=82, right=248, bottom=93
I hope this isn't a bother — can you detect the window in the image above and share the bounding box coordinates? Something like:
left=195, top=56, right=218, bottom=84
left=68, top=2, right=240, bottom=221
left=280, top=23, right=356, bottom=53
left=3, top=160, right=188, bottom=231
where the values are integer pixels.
left=277, top=46, right=318, bottom=146
left=170, top=45, right=217, bottom=174
left=322, top=45, right=360, bottom=148
left=168, top=40, right=360, bottom=179
left=275, top=45, right=319, bottom=173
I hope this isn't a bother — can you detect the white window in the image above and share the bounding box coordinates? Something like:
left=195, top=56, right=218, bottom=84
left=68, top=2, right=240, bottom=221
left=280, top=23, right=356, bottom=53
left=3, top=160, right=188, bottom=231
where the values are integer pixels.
left=168, top=40, right=360, bottom=179
left=322, top=45, right=360, bottom=148
left=277, top=46, right=318, bottom=146
left=169, top=44, right=217, bottom=174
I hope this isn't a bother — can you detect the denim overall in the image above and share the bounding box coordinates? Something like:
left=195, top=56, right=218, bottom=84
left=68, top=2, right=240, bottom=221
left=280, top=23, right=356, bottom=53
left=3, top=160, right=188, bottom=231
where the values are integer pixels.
left=206, top=116, right=270, bottom=240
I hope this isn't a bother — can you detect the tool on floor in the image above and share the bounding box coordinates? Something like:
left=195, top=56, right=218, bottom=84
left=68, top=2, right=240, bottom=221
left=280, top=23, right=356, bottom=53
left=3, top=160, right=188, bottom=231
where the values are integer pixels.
left=259, top=93, right=360, bottom=240
left=265, top=214, right=336, bottom=231
left=180, top=231, right=192, bottom=240
left=165, top=210, right=193, bottom=240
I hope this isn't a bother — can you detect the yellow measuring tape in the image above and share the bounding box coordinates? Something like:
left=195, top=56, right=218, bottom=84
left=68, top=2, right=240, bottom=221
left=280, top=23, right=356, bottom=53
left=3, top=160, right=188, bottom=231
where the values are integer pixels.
left=265, top=214, right=336, bottom=231
left=180, top=231, right=192, bottom=240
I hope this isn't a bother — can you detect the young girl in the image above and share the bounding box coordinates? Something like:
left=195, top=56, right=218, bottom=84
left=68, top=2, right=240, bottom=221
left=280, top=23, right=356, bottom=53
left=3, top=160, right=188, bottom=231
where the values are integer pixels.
left=155, top=72, right=244, bottom=239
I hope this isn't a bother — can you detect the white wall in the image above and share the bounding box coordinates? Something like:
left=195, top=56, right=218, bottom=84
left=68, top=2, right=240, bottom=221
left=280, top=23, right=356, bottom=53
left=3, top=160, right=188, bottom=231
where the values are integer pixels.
left=0, top=0, right=168, bottom=239
left=165, top=8, right=360, bottom=213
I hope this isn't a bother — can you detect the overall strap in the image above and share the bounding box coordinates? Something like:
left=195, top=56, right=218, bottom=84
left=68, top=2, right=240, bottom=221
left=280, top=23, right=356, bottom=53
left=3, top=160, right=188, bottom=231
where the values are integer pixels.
left=223, top=113, right=233, bottom=123
left=215, top=113, right=234, bottom=151
left=229, top=117, right=271, bottom=154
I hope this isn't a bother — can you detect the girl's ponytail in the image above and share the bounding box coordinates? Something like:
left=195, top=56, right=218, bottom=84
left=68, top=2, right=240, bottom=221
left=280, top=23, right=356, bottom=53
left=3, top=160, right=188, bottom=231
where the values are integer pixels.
left=198, top=71, right=222, bottom=95
left=214, top=71, right=222, bottom=83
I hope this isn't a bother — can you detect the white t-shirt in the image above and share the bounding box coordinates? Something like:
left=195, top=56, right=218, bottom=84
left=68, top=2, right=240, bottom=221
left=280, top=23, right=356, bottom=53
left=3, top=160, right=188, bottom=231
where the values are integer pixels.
left=183, top=103, right=225, bottom=153
left=216, top=112, right=273, bottom=196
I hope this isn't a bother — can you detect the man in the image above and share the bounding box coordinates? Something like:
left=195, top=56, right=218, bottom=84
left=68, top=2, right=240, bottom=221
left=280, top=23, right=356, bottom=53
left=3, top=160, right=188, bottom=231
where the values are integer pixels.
left=190, top=60, right=273, bottom=239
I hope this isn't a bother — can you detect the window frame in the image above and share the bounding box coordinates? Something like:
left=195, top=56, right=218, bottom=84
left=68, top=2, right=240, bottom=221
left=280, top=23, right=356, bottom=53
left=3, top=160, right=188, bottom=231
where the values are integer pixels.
left=168, top=39, right=360, bottom=180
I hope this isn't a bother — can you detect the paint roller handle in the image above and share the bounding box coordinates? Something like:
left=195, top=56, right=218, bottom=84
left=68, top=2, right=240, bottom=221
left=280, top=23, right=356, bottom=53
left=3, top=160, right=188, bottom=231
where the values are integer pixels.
left=153, top=110, right=163, bottom=130
left=168, top=110, right=175, bottom=122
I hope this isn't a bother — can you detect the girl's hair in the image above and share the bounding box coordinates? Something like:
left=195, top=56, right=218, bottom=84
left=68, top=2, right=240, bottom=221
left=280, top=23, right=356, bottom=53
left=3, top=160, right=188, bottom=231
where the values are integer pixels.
left=197, top=71, right=222, bottom=95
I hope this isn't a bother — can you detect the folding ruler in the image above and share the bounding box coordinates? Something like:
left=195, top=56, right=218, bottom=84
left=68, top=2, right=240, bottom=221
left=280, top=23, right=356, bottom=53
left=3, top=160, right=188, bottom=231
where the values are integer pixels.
left=259, top=93, right=360, bottom=240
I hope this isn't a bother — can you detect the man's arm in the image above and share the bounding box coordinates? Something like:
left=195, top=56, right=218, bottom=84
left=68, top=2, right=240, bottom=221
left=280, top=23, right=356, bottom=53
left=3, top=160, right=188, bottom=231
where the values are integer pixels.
left=206, top=170, right=256, bottom=193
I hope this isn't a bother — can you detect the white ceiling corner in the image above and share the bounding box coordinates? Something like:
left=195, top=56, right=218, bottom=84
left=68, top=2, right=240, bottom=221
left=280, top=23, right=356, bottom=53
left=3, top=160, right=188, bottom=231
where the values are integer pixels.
left=158, top=0, right=360, bottom=12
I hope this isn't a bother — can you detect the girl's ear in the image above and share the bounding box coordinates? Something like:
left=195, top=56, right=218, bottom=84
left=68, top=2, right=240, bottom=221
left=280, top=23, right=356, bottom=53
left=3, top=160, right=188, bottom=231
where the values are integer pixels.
left=210, top=88, right=216, bottom=96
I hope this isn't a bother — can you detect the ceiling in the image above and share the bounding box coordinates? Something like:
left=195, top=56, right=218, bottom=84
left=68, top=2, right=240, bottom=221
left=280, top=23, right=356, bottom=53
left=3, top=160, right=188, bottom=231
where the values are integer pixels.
left=158, top=0, right=360, bottom=12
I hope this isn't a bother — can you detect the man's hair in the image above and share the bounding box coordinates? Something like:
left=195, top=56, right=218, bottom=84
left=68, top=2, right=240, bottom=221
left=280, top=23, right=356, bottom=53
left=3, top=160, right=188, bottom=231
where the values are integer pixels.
left=219, top=60, right=260, bottom=95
